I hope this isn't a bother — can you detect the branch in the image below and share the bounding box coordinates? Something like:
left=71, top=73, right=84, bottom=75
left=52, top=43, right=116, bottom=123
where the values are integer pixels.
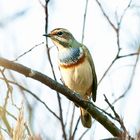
left=81, top=0, right=88, bottom=43
left=0, top=77, right=60, bottom=120
left=96, top=0, right=133, bottom=85
left=104, top=95, right=126, bottom=132
left=0, top=57, right=123, bottom=137
left=95, top=0, right=117, bottom=31
left=110, top=46, right=140, bottom=105
left=43, top=0, right=67, bottom=139
left=13, top=42, right=44, bottom=61
left=71, top=117, right=80, bottom=139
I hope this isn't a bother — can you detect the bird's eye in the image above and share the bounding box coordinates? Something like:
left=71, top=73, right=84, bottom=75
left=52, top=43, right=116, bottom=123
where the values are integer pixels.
left=57, top=31, right=63, bottom=36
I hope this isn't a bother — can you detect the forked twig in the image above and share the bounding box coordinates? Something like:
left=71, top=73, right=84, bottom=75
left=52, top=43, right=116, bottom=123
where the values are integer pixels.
left=104, top=94, right=126, bottom=132
left=97, top=0, right=133, bottom=85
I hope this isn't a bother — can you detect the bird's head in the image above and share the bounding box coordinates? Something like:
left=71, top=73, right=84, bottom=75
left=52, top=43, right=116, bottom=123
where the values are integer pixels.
left=44, top=28, right=79, bottom=50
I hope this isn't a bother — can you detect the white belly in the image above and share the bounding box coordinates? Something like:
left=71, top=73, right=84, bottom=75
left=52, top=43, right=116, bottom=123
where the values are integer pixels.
left=59, top=59, right=93, bottom=97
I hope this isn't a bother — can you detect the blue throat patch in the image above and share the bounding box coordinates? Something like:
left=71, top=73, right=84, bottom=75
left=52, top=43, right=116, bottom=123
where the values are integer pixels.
left=59, top=47, right=84, bottom=65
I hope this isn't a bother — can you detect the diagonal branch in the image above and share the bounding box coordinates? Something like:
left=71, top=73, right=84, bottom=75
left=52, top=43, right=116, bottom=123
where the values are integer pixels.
left=95, top=0, right=117, bottom=31
left=0, top=57, right=123, bottom=137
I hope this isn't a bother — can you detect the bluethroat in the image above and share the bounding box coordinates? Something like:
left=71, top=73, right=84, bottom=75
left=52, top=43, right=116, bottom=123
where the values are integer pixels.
left=44, top=28, right=97, bottom=128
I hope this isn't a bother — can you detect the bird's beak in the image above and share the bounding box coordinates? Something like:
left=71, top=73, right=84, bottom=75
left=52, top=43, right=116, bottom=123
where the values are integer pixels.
left=43, top=33, right=51, bottom=37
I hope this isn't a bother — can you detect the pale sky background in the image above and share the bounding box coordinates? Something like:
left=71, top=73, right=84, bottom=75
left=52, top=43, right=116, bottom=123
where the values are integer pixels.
left=0, top=0, right=140, bottom=139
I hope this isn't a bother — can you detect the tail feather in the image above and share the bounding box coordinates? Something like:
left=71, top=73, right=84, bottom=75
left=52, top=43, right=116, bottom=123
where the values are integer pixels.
left=80, top=108, right=92, bottom=128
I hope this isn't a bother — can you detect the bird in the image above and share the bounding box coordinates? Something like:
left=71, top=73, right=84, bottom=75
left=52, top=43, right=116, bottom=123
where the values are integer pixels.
left=44, top=28, right=97, bottom=128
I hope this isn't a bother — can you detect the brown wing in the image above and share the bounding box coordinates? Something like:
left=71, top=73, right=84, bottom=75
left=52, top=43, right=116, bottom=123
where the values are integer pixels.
left=82, top=45, right=97, bottom=102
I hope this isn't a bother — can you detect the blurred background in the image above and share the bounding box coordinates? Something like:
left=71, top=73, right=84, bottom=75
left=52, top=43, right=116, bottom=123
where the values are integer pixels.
left=0, top=0, right=140, bottom=139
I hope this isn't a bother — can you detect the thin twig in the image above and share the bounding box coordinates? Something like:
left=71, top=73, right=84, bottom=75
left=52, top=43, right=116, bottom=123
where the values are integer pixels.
left=79, top=119, right=97, bottom=139
left=71, top=117, right=80, bottom=140
left=79, top=128, right=89, bottom=140
left=0, top=69, right=12, bottom=109
left=110, top=46, right=140, bottom=105
left=0, top=77, right=60, bottom=120
left=118, top=52, right=139, bottom=59
left=64, top=101, right=71, bottom=127
left=95, top=0, right=117, bottom=31
left=81, top=0, right=88, bottom=43
left=13, top=42, right=44, bottom=61
left=95, top=105, right=116, bottom=121
left=96, top=0, right=133, bottom=85
left=104, top=95, right=135, bottom=139
left=116, top=0, right=133, bottom=51
left=98, top=55, right=118, bottom=85
left=104, top=94, right=126, bottom=132
left=69, top=105, right=75, bottom=140
left=0, top=106, right=16, bottom=121
left=118, top=0, right=133, bottom=25
left=98, top=51, right=139, bottom=85
left=44, top=1, right=67, bottom=139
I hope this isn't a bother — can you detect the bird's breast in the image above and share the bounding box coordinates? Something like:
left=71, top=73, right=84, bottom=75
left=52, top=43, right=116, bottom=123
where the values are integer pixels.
left=59, top=57, right=93, bottom=97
